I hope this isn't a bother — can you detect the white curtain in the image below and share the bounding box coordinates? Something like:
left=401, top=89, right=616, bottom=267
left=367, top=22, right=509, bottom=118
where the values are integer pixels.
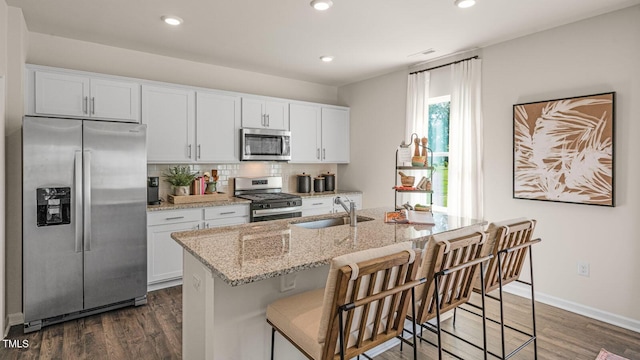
left=402, top=71, right=430, bottom=207
left=405, top=71, right=430, bottom=144
left=448, top=59, right=484, bottom=219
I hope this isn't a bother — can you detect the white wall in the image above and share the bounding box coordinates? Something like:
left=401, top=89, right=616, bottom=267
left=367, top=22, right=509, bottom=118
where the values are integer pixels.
left=0, top=0, right=7, bottom=338
left=339, top=6, right=640, bottom=326
left=3, top=5, right=26, bottom=326
left=482, top=6, right=640, bottom=324
left=337, top=70, right=407, bottom=209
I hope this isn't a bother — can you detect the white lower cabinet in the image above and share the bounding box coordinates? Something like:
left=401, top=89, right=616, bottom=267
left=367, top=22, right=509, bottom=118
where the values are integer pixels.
left=147, top=209, right=202, bottom=287
left=204, top=204, right=250, bottom=228
left=301, top=194, right=363, bottom=217
left=301, top=197, right=334, bottom=217
left=147, top=220, right=201, bottom=285
left=147, top=204, right=249, bottom=290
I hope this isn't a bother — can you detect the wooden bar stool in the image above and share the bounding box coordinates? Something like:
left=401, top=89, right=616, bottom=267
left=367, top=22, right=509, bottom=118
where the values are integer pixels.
left=455, top=218, right=541, bottom=359
left=406, top=224, right=494, bottom=360
left=266, top=242, right=424, bottom=360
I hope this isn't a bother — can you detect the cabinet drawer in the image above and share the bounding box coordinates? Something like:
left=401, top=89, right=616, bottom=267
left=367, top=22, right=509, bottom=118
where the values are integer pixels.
left=205, top=216, right=248, bottom=229
left=302, top=197, right=334, bottom=209
left=148, top=209, right=202, bottom=226
left=204, top=204, right=249, bottom=220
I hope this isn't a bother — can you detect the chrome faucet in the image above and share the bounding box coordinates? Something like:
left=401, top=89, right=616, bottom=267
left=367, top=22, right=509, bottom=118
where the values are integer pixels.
left=334, top=196, right=357, bottom=227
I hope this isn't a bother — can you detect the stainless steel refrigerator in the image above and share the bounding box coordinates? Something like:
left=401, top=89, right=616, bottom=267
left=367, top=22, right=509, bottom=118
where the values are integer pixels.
left=22, top=116, right=147, bottom=332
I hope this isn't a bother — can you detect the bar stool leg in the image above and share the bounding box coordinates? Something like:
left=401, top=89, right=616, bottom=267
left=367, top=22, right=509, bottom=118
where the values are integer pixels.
left=270, top=327, right=275, bottom=360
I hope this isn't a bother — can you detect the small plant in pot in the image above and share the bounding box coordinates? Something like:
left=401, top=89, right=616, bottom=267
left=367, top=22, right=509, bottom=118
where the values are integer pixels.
left=163, top=165, right=197, bottom=196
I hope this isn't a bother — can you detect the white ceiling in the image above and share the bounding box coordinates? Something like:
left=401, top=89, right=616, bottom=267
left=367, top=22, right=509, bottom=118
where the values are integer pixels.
left=8, top=0, right=640, bottom=86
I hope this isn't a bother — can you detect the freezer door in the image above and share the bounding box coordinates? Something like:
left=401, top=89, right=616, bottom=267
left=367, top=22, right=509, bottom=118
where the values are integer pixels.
left=82, top=121, right=147, bottom=309
left=23, top=117, right=84, bottom=322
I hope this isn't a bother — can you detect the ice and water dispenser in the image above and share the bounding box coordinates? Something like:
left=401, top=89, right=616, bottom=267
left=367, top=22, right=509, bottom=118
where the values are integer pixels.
left=36, top=187, right=71, bottom=227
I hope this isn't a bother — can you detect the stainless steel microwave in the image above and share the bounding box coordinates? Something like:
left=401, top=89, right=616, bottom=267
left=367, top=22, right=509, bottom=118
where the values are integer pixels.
left=241, top=128, right=291, bottom=161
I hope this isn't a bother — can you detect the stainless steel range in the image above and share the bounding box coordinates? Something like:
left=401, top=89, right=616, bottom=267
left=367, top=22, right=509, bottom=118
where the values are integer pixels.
left=234, top=177, right=302, bottom=222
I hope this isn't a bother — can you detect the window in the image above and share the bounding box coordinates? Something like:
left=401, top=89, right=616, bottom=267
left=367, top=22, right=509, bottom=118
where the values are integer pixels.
left=427, top=95, right=450, bottom=211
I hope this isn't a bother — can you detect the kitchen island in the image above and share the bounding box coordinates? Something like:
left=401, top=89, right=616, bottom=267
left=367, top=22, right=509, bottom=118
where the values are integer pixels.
left=171, top=207, right=482, bottom=360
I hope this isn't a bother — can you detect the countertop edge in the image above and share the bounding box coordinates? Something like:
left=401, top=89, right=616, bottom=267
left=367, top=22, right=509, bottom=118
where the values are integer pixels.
left=147, top=198, right=251, bottom=211
left=148, top=190, right=362, bottom=211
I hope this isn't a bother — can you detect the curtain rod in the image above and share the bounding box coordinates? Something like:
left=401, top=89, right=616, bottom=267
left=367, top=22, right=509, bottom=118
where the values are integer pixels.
left=409, top=55, right=479, bottom=75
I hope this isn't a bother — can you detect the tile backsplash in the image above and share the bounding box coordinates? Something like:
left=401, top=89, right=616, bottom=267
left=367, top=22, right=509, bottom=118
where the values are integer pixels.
left=148, top=163, right=338, bottom=201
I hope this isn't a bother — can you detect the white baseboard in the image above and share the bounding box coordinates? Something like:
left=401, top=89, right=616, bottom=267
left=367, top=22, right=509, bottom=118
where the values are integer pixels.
left=504, top=283, right=640, bottom=334
left=148, top=278, right=183, bottom=292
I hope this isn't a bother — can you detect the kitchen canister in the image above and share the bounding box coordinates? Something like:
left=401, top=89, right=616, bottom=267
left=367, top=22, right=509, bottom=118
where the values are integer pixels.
left=321, top=172, right=335, bottom=192
left=313, top=176, right=325, bottom=193
left=296, top=173, right=311, bottom=193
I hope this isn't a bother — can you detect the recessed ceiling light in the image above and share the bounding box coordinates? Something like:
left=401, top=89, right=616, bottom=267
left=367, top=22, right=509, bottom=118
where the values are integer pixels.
left=454, top=0, right=476, bottom=8
left=161, top=16, right=183, bottom=26
left=320, top=56, right=334, bottom=62
left=310, top=0, right=333, bottom=11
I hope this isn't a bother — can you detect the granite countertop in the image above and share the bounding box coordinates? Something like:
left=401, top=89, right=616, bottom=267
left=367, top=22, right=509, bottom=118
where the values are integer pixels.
left=147, top=197, right=251, bottom=211
left=171, top=207, right=483, bottom=287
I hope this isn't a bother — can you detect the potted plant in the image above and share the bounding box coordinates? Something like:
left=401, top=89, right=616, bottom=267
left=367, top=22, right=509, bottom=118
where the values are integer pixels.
left=163, top=165, right=198, bottom=196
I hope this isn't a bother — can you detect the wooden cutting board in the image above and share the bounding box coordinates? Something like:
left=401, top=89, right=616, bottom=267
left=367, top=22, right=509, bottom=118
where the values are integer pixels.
left=168, top=192, right=230, bottom=204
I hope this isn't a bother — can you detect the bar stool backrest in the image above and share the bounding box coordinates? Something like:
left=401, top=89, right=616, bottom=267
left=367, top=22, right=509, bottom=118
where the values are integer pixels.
left=319, top=244, right=422, bottom=360
left=481, top=219, right=537, bottom=293
left=414, top=225, right=487, bottom=325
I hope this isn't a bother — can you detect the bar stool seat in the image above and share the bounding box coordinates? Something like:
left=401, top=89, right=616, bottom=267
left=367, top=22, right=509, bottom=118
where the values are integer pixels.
left=267, top=288, right=326, bottom=359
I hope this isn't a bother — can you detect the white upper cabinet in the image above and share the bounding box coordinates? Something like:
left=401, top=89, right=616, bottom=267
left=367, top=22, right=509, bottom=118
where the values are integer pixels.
left=196, top=91, right=241, bottom=163
left=290, top=103, right=321, bottom=163
left=33, top=70, right=140, bottom=122
left=89, top=79, right=140, bottom=121
left=142, top=85, right=195, bottom=163
left=290, top=104, right=350, bottom=163
left=321, top=108, right=350, bottom=163
left=241, top=97, right=288, bottom=130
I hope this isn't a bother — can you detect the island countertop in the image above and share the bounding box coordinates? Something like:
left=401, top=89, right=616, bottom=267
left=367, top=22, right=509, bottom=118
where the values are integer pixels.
left=171, top=207, right=483, bottom=287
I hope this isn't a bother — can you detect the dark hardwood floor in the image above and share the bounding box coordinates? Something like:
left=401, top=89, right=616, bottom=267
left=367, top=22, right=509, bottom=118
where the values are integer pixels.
left=2, top=286, right=639, bottom=359
left=1, top=286, right=182, bottom=360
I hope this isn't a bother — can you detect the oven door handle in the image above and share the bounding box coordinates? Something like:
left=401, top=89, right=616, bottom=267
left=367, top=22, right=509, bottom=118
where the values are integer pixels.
left=253, top=206, right=302, bottom=216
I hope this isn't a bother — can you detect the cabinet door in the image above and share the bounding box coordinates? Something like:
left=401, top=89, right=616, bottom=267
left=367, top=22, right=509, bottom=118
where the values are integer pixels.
left=264, top=100, right=288, bottom=130
left=196, top=92, right=241, bottom=162
left=321, top=108, right=350, bottom=163
left=142, top=85, right=195, bottom=163
left=147, top=220, right=201, bottom=284
left=290, top=103, right=321, bottom=163
left=34, top=71, right=89, bottom=117
left=241, top=97, right=265, bottom=128
left=90, top=79, right=140, bottom=122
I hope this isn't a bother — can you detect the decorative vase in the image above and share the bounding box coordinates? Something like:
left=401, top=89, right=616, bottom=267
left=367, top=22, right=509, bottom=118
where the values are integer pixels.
left=174, top=186, right=190, bottom=196
left=205, top=182, right=217, bottom=194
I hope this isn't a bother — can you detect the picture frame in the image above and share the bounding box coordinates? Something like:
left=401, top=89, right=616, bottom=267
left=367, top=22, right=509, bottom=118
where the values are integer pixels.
left=513, top=92, right=615, bottom=206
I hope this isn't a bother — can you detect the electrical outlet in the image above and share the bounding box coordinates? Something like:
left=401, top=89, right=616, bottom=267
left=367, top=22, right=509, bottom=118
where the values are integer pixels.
left=280, top=274, right=297, bottom=292
left=192, top=274, right=202, bottom=291
left=577, top=262, right=590, bottom=277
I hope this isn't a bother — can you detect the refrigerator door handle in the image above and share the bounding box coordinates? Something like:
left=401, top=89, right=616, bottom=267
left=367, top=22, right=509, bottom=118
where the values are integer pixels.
left=83, top=150, right=92, bottom=251
left=74, top=151, right=83, bottom=253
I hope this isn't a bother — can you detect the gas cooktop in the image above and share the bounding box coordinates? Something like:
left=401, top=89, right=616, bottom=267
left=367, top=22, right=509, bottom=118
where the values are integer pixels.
left=236, top=192, right=299, bottom=202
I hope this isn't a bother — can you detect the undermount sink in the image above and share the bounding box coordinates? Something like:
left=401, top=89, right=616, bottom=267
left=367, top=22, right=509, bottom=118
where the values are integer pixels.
left=293, top=216, right=374, bottom=229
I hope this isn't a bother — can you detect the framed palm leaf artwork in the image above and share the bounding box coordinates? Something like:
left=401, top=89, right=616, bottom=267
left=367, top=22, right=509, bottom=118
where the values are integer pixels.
left=513, top=92, right=615, bottom=206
